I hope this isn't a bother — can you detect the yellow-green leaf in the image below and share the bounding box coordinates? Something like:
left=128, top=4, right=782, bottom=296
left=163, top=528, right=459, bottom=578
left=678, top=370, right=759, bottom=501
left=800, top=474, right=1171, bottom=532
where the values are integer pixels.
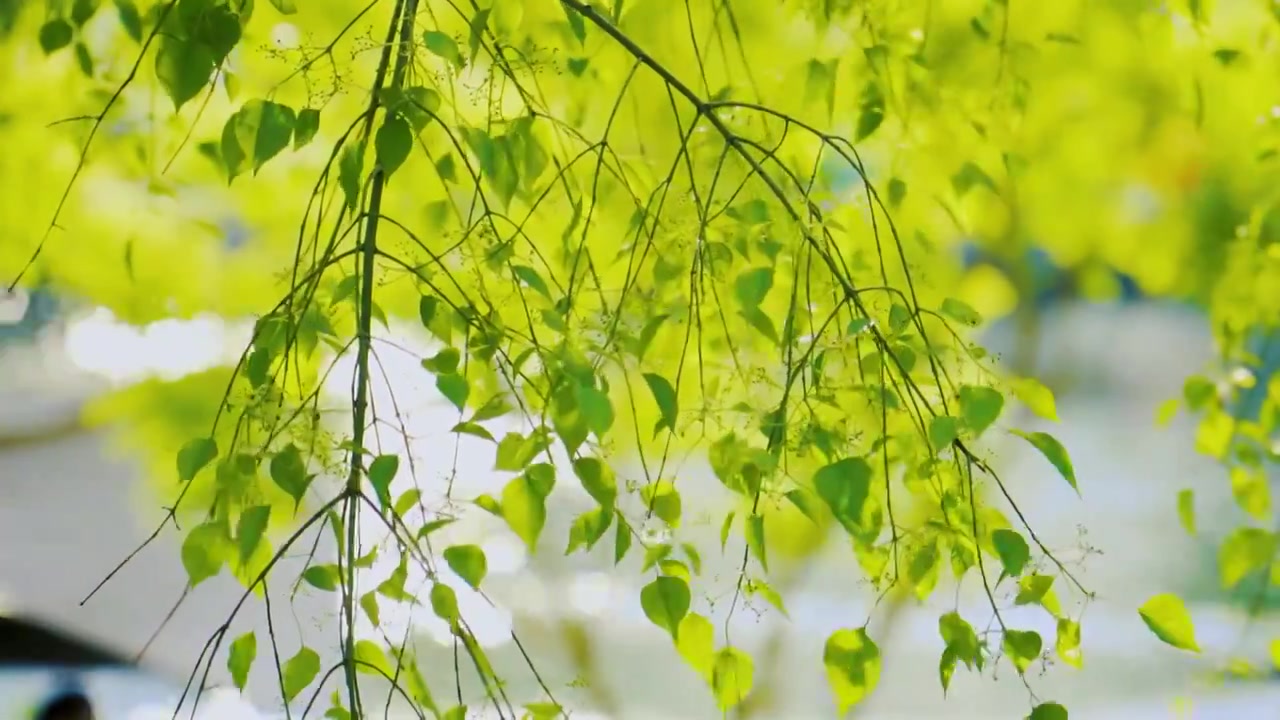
left=1138, top=593, right=1200, bottom=653
left=1010, top=377, right=1059, bottom=422
left=1176, top=489, right=1196, bottom=535
left=1011, top=430, right=1078, bottom=494
left=823, top=627, right=881, bottom=714
left=443, top=544, right=487, bottom=589
left=711, top=647, right=754, bottom=710
left=1002, top=629, right=1042, bottom=674
left=353, top=639, right=394, bottom=677
left=282, top=646, right=320, bottom=701
left=640, top=575, right=690, bottom=640
left=227, top=632, right=255, bottom=691
left=676, top=612, right=715, bottom=680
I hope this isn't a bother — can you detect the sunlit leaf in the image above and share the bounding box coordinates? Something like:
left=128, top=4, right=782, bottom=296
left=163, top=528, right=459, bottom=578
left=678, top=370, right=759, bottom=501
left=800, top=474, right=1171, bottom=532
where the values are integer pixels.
left=640, top=575, right=690, bottom=640
left=711, top=647, right=754, bottom=710
left=443, top=545, right=487, bottom=589
left=1011, top=430, right=1078, bottom=494
left=824, top=627, right=881, bottom=714
left=1138, top=593, right=1200, bottom=653
left=227, top=632, right=255, bottom=691
left=282, top=646, right=320, bottom=701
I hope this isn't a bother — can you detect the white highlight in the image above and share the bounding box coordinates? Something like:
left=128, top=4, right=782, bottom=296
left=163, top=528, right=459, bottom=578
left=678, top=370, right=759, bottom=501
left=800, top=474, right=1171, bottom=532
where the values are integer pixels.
left=63, top=309, right=247, bottom=385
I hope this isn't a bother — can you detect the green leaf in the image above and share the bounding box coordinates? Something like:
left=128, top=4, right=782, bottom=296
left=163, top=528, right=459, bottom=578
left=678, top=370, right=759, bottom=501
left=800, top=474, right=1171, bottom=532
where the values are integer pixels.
left=375, top=115, right=413, bottom=177
left=734, top=267, right=774, bottom=308
left=114, top=0, right=143, bottom=42
left=643, top=373, right=678, bottom=435
left=854, top=81, right=885, bottom=141
left=1010, top=377, right=1059, bottom=421
left=938, top=612, right=983, bottom=676
left=360, top=591, right=380, bottom=627
left=455, top=417, right=494, bottom=440
left=236, top=505, right=271, bottom=564
left=1176, top=488, right=1196, bottom=535
left=640, top=480, right=682, bottom=527
left=746, top=514, right=768, bottom=571
left=393, top=489, right=421, bottom=517
left=824, top=627, right=881, bottom=714
left=269, top=444, right=313, bottom=505
left=711, top=647, right=754, bottom=710
left=940, top=297, right=982, bottom=326
left=495, top=478, right=543, bottom=552
left=813, top=457, right=874, bottom=535
left=846, top=317, right=871, bottom=336
left=437, top=373, right=470, bottom=411
left=958, top=385, right=1004, bottom=435
left=302, top=564, right=341, bottom=591
left=1219, top=527, right=1275, bottom=588
left=1183, top=375, right=1217, bottom=410
left=676, top=612, right=715, bottom=679
left=338, top=141, right=364, bottom=210
left=1011, top=430, right=1078, bottom=494
left=1055, top=618, right=1081, bottom=668
left=443, top=545, right=487, bottom=589
left=1014, top=573, right=1060, bottom=615
left=928, top=416, right=959, bottom=452
left=423, top=30, right=463, bottom=68
left=640, top=575, right=691, bottom=640
left=785, top=488, right=822, bottom=523
left=227, top=632, right=255, bottom=691
left=282, top=646, right=320, bottom=701
left=430, top=583, right=461, bottom=627
left=573, top=457, right=617, bottom=507
left=268, top=0, right=298, bottom=13
left=614, top=511, right=633, bottom=563
left=39, top=20, right=74, bottom=53
left=748, top=579, right=789, bottom=617
left=293, top=106, right=320, bottom=147
left=177, top=437, right=218, bottom=482
left=992, top=528, right=1030, bottom=577
left=155, top=38, right=214, bottom=111
left=378, top=559, right=413, bottom=602
left=1029, top=702, right=1069, bottom=720
left=1229, top=466, right=1271, bottom=521
left=512, top=265, right=552, bottom=299
left=221, top=100, right=296, bottom=181
left=1138, top=593, right=1200, bottom=653
left=720, top=511, right=735, bottom=551
left=636, top=314, right=667, bottom=360
left=576, top=383, right=614, bottom=437
left=181, top=522, right=226, bottom=587
left=1004, top=629, right=1043, bottom=675
left=353, top=640, right=393, bottom=676
left=367, top=454, right=400, bottom=510
left=418, top=517, right=458, bottom=539
left=565, top=507, right=612, bottom=553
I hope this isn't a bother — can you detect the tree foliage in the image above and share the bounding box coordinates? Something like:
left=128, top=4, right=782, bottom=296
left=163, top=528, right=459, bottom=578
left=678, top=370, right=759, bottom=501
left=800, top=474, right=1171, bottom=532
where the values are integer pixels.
left=3, top=0, right=1279, bottom=717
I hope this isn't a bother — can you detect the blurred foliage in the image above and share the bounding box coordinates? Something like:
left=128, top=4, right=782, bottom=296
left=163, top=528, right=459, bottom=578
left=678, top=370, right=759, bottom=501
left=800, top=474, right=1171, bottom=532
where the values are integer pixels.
left=2, top=0, right=1280, bottom=717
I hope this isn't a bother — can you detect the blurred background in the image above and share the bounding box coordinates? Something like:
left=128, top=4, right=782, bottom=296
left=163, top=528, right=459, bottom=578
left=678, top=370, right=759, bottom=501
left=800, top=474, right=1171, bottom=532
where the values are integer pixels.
left=4, top=0, right=1280, bottom=718
left=3, top=249, right=1279, bottom=718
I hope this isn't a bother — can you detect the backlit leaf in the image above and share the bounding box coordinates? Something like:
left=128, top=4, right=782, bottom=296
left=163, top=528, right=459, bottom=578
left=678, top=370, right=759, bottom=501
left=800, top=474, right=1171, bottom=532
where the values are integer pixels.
left=640, top=575, right=691, bottom=640
left=1011, top=430, right=1078, bottom=494
left=443, top=545, right=487, bottom=589
left=711, top=647, right=754, bottom=710
left=823, top=627, right=881, bottom=714
left=1138, top=593, right=1200, bottom=653
left=282, top=647, right=320, bottom=701
left=228, top=632, right=255, bottom=691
